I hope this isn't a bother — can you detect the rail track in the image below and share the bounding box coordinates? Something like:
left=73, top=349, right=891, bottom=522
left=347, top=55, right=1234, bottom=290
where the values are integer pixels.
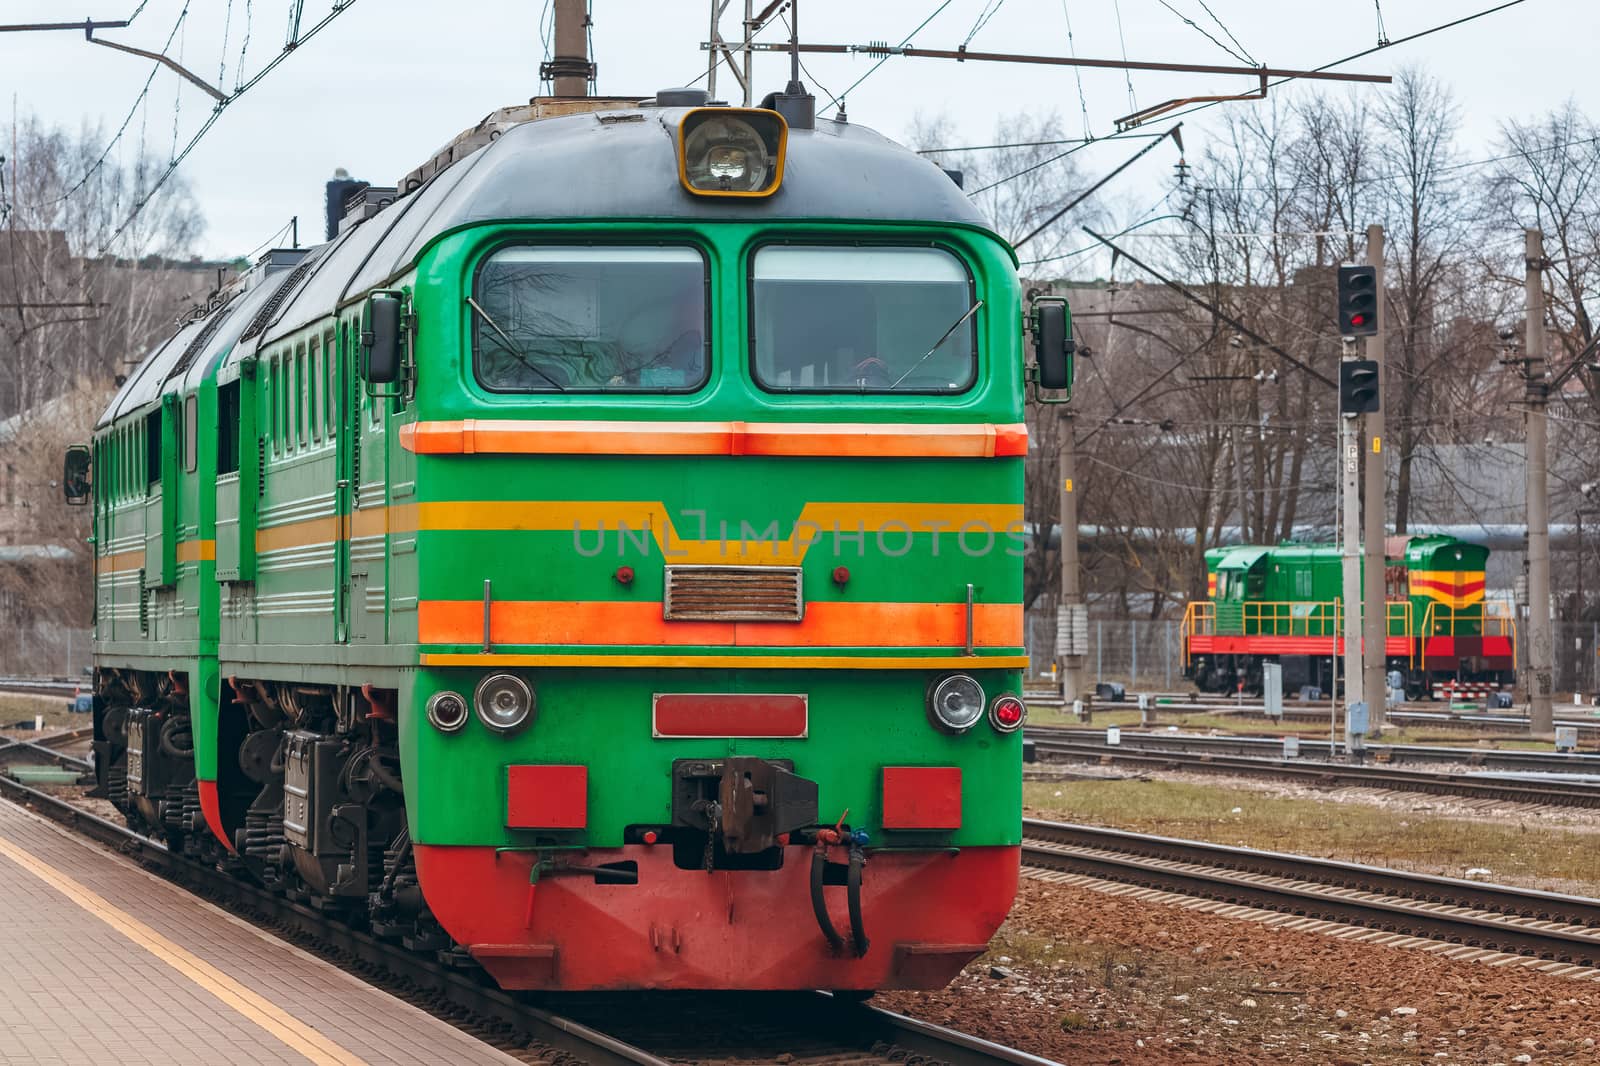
left=0, top=726, right=93, bottom=772
left=1027, top=725, right=1600, bottom=774
left=0, top=770, right=1052, bottom=1066
left=1022, top=819, right=1600, bottom=971
left=1027, top=732, right=1600, bottom=808
left=0, top=675, right=82, bottom=699
left=1024, top=689, right=1600, bottom=734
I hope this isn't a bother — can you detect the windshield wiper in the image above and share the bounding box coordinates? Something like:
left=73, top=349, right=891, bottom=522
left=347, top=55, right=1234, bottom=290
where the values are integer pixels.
left=466, top=296, right=566, bottom=392
left=888, top=299, right=982, bottom=390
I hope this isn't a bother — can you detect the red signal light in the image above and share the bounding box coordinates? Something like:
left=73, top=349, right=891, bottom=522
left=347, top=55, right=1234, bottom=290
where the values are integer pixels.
left=1350, top=313, right=1367, bottom=326
left=988, top=694, right=1026, bottom=733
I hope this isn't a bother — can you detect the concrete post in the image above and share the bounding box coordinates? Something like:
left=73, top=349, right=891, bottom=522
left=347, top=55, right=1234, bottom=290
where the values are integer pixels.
left=1526, top=229, right=1555, bottom=734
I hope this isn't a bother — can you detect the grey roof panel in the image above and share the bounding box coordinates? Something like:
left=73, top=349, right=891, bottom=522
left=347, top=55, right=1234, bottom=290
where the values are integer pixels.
left=99, top=106, right=998, bottom=426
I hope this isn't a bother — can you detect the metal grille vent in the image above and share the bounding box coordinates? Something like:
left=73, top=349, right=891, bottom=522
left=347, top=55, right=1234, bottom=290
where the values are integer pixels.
left=166, top=295, right=236, bottom=383
left=664, top=566, right=804, bottom=622
left=239, top=258, right=315, bottom=342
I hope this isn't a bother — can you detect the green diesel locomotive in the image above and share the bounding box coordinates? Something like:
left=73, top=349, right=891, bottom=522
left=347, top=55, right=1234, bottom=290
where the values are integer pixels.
left=67, top=90, right=1067, bottom=992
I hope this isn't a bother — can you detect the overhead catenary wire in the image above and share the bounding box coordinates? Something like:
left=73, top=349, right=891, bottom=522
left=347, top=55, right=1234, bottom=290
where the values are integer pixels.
left=1143, top=0, right=1528, bottom=131
left=1058, top=0, right=1093, bottom=139
left=103, top=0, right=362, bottom=252
left=1155, top=0, right=1251, bottom=66
left=917, top=130, right=1164, bottom=155
left=962, top=0, right=1007, bottom=48
left=1110, top=0, right=1138, bottom=112
left=821, top=0, right=956, bottom=113
left=1192, top=0, right=1254, bottom=63
left=17, top=2, right=191, bottom=211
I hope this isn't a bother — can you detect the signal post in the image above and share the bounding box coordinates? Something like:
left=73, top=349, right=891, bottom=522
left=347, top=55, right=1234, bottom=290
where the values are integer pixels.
left=1362, top=226, right=1388, bottom=731
left=1337, top=267, right=1381, bottom=752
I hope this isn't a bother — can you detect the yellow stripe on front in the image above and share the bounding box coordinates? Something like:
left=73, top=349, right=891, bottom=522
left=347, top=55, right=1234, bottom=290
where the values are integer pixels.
left=0, top=833, right=367, bottom=1066
left=421, top=652, right=1030, bottom=670
left=414, top=500, right=1023, bottom=565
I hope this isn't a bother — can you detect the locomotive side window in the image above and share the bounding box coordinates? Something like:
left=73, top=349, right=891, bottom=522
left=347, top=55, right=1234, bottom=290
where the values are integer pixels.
left=750, top=246, right=977, bottom=393
left=217, top=380, right=241, bottom=475
left=309, top=338, right=321, bottom=444
left=269, top=356, right=281, bottom=456
left=184, top=395, right=198, bottom=474
left=471, top=246, right=708, bottom=393
left=145, top=413, right=161, bottom=490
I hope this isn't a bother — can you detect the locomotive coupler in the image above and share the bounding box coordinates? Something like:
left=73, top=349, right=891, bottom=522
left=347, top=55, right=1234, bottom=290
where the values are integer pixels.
left=670, top=757, right=819, bottom=860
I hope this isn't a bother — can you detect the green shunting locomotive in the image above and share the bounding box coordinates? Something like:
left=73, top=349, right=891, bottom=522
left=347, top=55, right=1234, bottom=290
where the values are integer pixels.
left=65, top=89, right=1074, bottom=991
left=1183, top=535, right=1515, bottom=699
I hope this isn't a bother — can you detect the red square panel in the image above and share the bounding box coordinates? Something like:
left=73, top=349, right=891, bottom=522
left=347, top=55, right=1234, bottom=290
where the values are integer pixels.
left=506, top=765, right=587, bottom=829
left=881, top=766, right=962, bottom=830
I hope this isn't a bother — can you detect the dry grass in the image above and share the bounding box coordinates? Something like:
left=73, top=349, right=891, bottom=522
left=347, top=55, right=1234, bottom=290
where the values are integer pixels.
left=1025, top=777, right=1600, bottom=893
left=0, top=692, right=83, bottom=735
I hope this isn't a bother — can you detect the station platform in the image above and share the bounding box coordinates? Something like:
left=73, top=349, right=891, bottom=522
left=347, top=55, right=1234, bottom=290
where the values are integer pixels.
left=0, top=799, right=520, bottom=1066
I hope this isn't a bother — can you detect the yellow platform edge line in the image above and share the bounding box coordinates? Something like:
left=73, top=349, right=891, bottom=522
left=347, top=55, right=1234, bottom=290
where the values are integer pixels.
left=0, top=834, right=367, bottom=1066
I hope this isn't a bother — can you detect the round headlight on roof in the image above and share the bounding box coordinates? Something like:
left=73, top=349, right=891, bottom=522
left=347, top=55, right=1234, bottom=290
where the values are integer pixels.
left=678, top=108, right=786, bottom=197
left=928, top=674, right=986, bottom=734
left=474, top=673, right=535, bottom=734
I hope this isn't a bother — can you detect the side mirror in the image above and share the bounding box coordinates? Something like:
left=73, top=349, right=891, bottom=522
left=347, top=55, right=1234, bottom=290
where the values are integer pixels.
left=63, top=444, right=91, bottom=505
left=363, top=293, right=403, bottom=385
left=1032, top=298, right=1074, bottom=393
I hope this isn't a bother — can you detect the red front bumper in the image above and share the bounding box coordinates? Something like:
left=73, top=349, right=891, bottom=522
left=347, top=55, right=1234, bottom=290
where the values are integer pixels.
left=414, top=842, right=1019, bottom=990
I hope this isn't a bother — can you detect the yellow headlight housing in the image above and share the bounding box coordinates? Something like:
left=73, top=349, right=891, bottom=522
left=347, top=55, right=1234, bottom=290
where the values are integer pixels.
left=677, top=108, right=787, bottom=198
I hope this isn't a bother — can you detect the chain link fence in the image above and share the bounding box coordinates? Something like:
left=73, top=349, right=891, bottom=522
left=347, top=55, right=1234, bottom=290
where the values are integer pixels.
left=1027, top=611, right=1600, bottom=701
left=0, top=625, right=92, bottom=680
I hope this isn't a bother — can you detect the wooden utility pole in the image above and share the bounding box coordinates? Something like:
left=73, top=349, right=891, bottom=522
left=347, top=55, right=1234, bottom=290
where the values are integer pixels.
left=1058, top=415, right=1087, bottom=704
left=1525, top=228, right=1555, bottom=734
left=1362, top=225, right=1388, bottom=729
left=548, top=0, right=591, bottom=97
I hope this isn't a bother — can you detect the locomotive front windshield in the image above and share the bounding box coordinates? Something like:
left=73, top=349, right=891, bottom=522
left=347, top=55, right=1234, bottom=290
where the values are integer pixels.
left=751, top=246, right=977, bottom=393
left=472, top=246, right=708, bottom=392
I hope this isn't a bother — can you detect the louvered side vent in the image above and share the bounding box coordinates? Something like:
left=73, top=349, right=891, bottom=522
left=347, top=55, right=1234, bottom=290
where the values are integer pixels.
left=664, top=566, right=804, bottom=622
left=239, top=258, right=315, bottom=342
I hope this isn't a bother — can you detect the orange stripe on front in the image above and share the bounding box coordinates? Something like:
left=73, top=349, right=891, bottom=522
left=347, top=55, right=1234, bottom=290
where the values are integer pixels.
left=400, top=420, right=1028, bottom=459
left=417, top=600, right=1023, bottom=649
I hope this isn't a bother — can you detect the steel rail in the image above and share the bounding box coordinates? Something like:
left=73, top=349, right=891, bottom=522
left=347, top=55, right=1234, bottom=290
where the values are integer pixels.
left=1027, top=737, right=1600, bottom=807
left=0, top=775, right=1046, bottom=1065
left=1023, top=819, right=1600, bottom=964
left=0, top=727, right=95, bottom=772
left=1027, top=726, right=1600, bottom=773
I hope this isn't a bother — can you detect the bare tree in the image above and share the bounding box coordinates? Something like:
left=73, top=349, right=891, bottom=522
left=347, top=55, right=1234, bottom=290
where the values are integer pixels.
left=0, top=113, right=207, bottom=646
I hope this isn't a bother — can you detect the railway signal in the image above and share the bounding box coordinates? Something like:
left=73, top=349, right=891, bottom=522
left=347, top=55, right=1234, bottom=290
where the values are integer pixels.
left=1339, top=358, right=1380, bottom=415
left=1337, top=265, right=1379, bottom=336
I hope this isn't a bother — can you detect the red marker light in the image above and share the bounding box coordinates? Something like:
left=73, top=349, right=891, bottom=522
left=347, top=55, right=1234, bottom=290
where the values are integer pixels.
left=615, top=566, right=635, bottom=585
left=988, top=694, right=1026, bottom=733
left=832, top=566, right=850, bottom=587
left=642, top=830, right=658, bottom=845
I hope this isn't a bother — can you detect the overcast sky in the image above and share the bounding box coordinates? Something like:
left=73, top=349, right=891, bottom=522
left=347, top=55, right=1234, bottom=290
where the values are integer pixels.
left=3, top=0, right=1587, bottom=261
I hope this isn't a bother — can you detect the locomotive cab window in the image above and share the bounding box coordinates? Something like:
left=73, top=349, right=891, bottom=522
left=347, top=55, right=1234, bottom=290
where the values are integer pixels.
left=472, top=246, right=708, bottom=392
left=751, top=246, right=977, bottom=393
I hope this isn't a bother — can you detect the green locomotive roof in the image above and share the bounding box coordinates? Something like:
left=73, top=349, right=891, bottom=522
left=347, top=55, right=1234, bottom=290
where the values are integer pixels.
left=98, top=105, right=994, bottom=430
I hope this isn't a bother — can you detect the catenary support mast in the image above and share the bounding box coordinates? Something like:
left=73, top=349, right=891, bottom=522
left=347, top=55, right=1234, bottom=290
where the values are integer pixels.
left=1525, top=228, right=1554, bottom=734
